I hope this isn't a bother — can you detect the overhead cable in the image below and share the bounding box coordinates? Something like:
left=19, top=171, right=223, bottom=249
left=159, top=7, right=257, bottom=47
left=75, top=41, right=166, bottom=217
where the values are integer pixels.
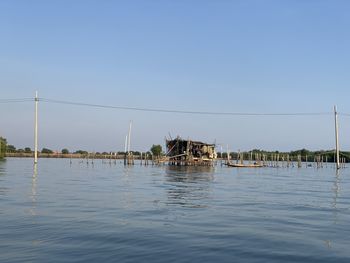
left=0, top=98, right=34, bottom=103
left=40, top=98, right=332, bottom=116
left=0, top=97, right=338, bottom=116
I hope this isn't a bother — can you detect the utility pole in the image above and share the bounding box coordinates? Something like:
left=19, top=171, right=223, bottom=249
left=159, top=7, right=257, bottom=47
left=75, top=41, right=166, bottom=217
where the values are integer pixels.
left=124, top=135, right=128, bottom=153
left=34, top=91, right=38, bottom=164
left=127, top=121, right=132, bottom=154
left=124, top=134, right=128, bottom=166
left=334, top=105, right=340, bottom=169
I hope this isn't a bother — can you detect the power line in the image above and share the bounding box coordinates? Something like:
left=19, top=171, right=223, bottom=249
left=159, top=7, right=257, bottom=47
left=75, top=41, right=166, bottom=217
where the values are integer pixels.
left=0, top=97, right=338, bottom=116
left=0, top=98, right=34, bottom=103
left=40, top=98, right=332, bottom=116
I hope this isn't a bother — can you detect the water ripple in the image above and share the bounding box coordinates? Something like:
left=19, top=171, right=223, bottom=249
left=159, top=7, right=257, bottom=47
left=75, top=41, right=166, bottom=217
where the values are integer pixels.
left=0, top=159, right=349, bottom=262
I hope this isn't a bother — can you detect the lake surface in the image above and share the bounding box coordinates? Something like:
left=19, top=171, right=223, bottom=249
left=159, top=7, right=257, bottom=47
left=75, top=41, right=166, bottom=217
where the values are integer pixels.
left=0, top=158, right=349, bottom=263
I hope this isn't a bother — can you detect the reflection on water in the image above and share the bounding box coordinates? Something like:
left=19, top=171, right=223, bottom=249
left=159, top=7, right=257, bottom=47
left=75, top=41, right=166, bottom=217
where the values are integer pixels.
left=0, top=160, right=8, bottom=198
left=332, top=169, right=340, bottom=224
left=165, top=165, right=215, bottom=180
left=165, top=166, right=214, bottom=208
left=30, top=164, right=38, bottom=216
left=121, top=166, right=133, bottom=210
left=323, top=170, right=342, bottom=250
left=1, top=159, right=350, bottom=263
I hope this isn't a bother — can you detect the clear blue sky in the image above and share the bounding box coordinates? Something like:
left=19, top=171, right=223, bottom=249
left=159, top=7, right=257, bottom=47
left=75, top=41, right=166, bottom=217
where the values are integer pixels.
left=1, top=0, right=349, bottom=152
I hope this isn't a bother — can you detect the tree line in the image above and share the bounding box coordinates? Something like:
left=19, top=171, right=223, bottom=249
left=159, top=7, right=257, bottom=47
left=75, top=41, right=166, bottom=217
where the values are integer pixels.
left=3, top=142, right=348, bottom=162
left=217, top=148, right=350, bottom=162
left=4, top=144, right=164, bottom=157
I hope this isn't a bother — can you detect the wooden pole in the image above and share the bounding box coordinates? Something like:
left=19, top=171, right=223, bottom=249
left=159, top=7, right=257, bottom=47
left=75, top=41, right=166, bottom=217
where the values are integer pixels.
left=305, top=155, right=308, bottom=168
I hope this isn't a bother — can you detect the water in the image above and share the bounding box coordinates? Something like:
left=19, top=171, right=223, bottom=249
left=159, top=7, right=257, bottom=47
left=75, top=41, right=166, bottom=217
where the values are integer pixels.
left=0, top=158, right=349, bottom=262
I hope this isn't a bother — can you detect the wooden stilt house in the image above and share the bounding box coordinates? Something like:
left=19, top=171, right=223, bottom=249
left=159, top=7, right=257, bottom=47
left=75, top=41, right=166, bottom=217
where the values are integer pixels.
left=166, top=136, right=217, bottom=166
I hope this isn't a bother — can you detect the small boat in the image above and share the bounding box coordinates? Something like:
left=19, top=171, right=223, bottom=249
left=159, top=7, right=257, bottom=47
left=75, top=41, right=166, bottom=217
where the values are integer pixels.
left=226, top=162, right=264, bottom=168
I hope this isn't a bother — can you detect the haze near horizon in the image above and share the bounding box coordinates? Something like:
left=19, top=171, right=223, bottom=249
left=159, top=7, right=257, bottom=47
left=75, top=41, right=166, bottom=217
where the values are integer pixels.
left=1, top=0, right=349, bottom=152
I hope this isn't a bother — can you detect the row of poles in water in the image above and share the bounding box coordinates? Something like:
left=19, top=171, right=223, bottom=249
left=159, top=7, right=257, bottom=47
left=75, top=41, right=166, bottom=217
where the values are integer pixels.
left=223, top=152, right=347, bottom=169
left=70, top=152, right=157, bottom=166
left=69, top=151, right=347, bottom=169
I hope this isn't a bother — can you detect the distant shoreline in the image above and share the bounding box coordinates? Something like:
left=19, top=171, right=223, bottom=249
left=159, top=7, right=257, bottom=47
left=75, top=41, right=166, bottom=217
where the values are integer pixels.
left=5, top=153, right=131, bottom=159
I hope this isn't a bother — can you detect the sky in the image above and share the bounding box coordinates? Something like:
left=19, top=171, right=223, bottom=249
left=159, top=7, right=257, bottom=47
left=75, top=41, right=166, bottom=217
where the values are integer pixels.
left=0, top=0, right=350, bottom=153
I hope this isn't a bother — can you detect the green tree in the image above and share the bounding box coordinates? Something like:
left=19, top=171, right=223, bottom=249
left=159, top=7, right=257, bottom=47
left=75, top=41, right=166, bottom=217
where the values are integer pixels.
left=0, top=137, right=7, bottom=159
left=6, top=144, right=16, bottom=153
left=61, top=148, right=69, bottom=154
left=41, top=148, right=53, bottom=154
left=74, top=150, right=88, bottom=155
left=150, top=144, right=162, bottom=156
left=24, top=147, right=32, bottom=153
